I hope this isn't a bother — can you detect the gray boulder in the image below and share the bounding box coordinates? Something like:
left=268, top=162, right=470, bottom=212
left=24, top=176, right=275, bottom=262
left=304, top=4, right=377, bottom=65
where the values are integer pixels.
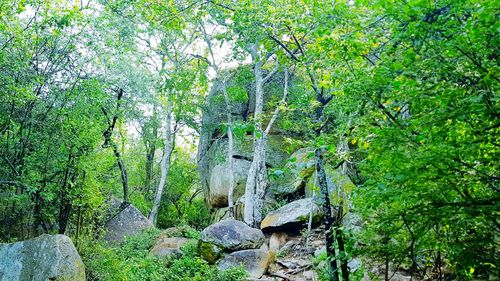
left=208, top=153, right=251, bottom=208
left=104, top=204, right=153, bottom=243
left=260, top=198, right=323, bottom=231
left=202, top=137, right=289, bottom=208
left=0, top=234, right=85, bottom=281
left=201, top=218, right=264, bottom=251
left=218, top=249, right=270, bottom=278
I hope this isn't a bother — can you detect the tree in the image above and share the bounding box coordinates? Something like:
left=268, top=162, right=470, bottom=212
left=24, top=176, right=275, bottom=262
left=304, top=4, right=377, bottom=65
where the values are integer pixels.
left=133, top=0, right=207, bottom=224
left=197, top=19, right=238, bottom=217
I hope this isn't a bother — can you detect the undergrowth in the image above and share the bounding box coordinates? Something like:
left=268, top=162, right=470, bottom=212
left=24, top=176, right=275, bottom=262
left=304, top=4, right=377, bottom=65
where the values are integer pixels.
left=79, top=228, right=246, bottom=281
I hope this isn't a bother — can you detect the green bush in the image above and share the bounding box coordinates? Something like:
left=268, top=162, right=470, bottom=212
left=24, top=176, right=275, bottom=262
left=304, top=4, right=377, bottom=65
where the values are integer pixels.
left=79, top=229, right=246, bottom=281
left=311, top=250, right=365, bottom=281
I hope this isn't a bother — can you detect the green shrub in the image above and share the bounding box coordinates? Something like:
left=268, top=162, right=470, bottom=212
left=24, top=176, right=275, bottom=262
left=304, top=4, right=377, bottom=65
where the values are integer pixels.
left=311, top=251, right=365, bottom=281
left=79, top=229, right=246, bottom=281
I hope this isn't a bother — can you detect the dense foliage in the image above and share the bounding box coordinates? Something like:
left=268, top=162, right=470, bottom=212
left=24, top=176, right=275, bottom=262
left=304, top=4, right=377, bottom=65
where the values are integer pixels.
left=80, top=228, right=246, bottom=281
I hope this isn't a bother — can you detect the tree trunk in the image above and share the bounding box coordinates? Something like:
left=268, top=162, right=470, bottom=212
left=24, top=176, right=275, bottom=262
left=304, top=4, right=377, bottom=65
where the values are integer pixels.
left=253, top=136, right=267, bottom=225
left=102, top=89, right=129, bottom=203
left=145, top=145, right=155, bottom=195
left=221, top=79, right=236, bottom=217
left=143, top=109, right=158, bottom=197
left=244, top=61, right=284, bottom=227
left=335, top=207, right=349, bottom=281
left=243, top=58, right=265, bottom=226
left=199, top=23, right=237, bottom=217
left=110, top=140, right=129, bottom=203
left=149, top=104, right=173, bottom=225
left=315, top=147, right=340, bottom=281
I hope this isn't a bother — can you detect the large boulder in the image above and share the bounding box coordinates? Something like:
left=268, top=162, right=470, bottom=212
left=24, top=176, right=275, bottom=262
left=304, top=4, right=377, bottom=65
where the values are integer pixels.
left=203, top=137, right=289, bottom=208
left=0, top=234, right=85, bottom=281
left=261, top=198, right=323, bottom=232
left=218, top=249, right=271, bottom=278
left=208, top=152, right=251, bottom=208
left=201, top=218, right=265, bottom=252
left=104, top=204, right=153, bottom=243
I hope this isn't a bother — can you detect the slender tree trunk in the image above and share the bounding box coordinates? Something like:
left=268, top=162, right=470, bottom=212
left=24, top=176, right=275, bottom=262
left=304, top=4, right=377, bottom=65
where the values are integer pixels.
left=221, top=79, right=236, bottom=217
left=335, top=206, right=349, bottom=281
left=102, top=89, right=129, bottom=203
left=110, top=140, right=129, bottom=203
left=244, top=62, right=284, bottom=227
left=145, top=146, right=155, bottom=194
left=316, top=147, right=340, bottom=281
left=33, top=190, right=43, bottom=236
left=244, top=58, right=265, bottom=226
left=199, top=24, right=237, bottom=217
left=253, top=136, right=267, bottom=225
left=149, top=104, right=173, bottom=225
left=144, top=109, right=158, bottom=196
left=243, top=155, right=258, bottom=225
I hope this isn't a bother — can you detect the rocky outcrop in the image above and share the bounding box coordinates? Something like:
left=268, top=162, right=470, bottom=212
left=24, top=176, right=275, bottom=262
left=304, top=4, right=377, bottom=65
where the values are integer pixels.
left=201, top=218, right=264, bottom=251
left=104, top=204, right=153, bottom=243
left=261, top=198, right=323, bottom=232
left=305, top=164, right=355, bottom=204
left=197, top=70, right=293, bottom=212
left=202, top=136, right=289, bottom=209
left=271, top=148, right=316, bottom=196
left=218, top=249, right=271, bottom=278
left=0, top=234, right=85, bottom=281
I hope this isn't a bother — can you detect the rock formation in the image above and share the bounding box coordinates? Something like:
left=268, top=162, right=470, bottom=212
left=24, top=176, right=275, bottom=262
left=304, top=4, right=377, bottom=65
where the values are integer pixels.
left=197, top=69, right=292, bottom=215
left=104, top=203, right=153, bottom=243
left=0, top=234, right=85, bottom=281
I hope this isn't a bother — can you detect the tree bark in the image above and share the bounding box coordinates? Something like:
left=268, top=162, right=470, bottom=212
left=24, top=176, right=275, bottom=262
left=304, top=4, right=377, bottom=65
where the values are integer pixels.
left=198, top=23, right=237, bottom=217
left=102, top=88, right=129, bottom=203
left=315, top=148, right=340, bottom=281
left=149, top=104, right=174, bottom=225
left=113, top=141, right=129, bottom=203
left=244, top=60, right=283, bottom=227
left=335, top=206, right=349, bottom=281
left=221, top=79, right=236, bottom=217
left=143, top=109, right=158, bottom=197
left=243, top=56, right=265, bottom=226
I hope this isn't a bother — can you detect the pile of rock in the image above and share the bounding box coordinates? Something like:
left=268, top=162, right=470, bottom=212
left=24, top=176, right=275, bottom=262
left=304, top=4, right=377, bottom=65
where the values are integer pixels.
left=195, top=74, right=364, bottom=280
left=199, top=218, right=270, bottom=278
left=197, top=198, right=327, bottom=280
